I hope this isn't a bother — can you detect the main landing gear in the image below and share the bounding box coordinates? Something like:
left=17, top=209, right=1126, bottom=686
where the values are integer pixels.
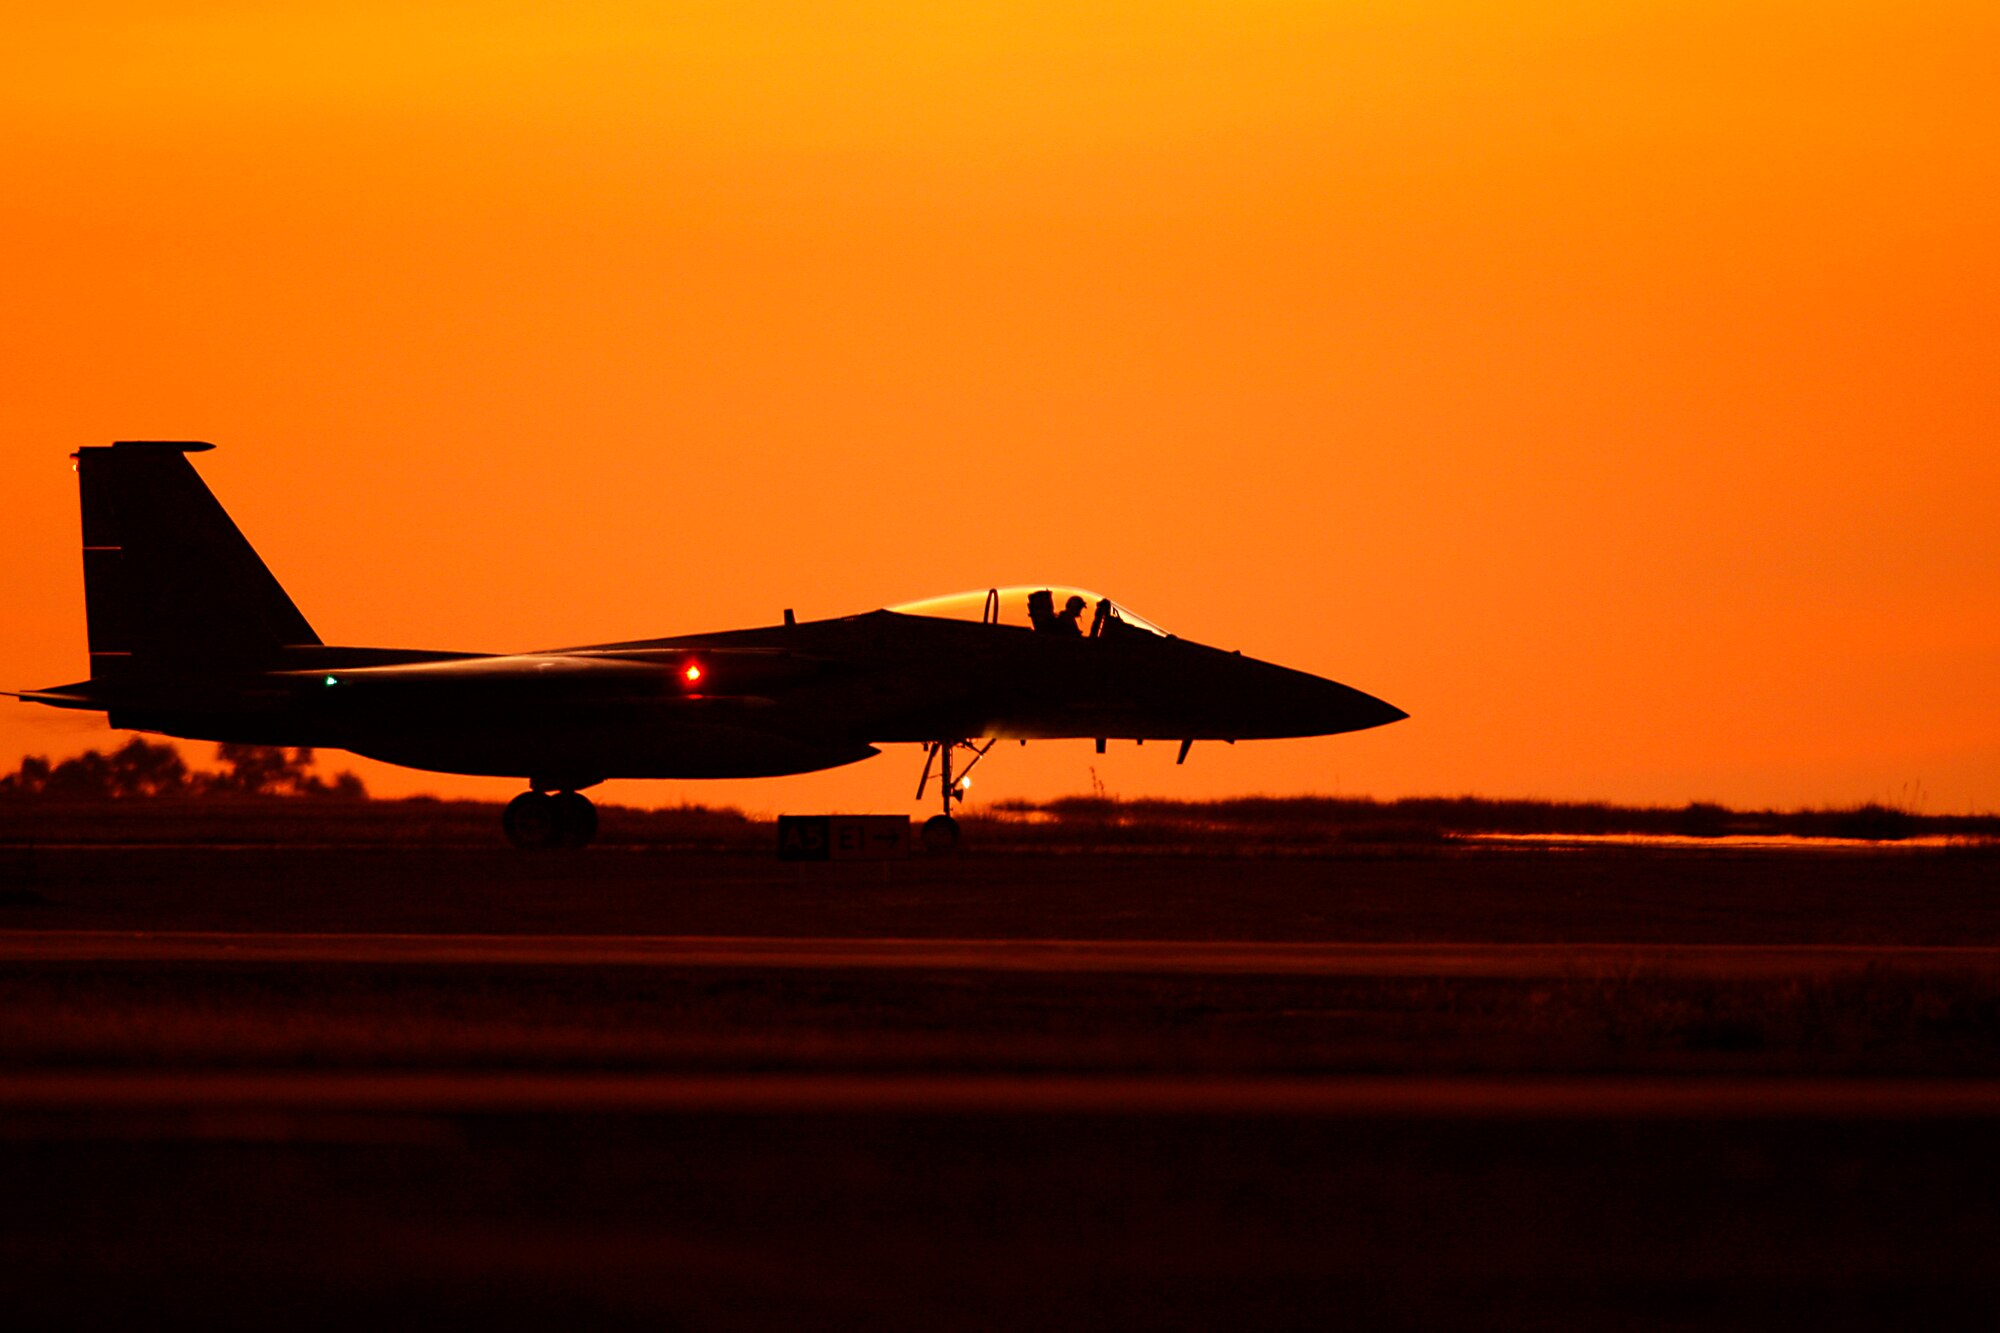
left=915, top=739, right=994, bottom=853
left=503, top=788, right=598, bottom=850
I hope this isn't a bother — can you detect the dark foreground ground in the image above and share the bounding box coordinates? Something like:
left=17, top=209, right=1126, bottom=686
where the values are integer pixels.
left=2, top=828, right=1998, bottom=1330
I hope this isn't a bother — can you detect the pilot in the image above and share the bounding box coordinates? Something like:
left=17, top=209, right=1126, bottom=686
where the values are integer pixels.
left=1027, top=589, right=1057, bottom=633
left=1055, top=595, right=1087, bottom=636
left=1090, top=598, right=1113, bottom=638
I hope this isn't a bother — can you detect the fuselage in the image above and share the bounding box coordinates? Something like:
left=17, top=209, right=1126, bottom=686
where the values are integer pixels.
left=45, top=605, right=1404, bottom=789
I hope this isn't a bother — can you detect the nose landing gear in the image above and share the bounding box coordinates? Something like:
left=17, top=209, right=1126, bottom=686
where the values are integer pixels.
left=502, top=788, right=599, bottom=850
left=916, top=739, right=993, bottom=853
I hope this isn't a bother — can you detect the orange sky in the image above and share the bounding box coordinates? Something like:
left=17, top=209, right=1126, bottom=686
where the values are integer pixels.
left=4, top=3, right=1996, bottom=814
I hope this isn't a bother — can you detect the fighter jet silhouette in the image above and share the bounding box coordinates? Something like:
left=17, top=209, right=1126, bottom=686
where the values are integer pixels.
left=15, top=442, right=1405, bottom=848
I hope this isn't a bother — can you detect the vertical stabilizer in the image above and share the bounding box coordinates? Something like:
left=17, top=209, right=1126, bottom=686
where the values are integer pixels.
left=76, top=441, right=319, bottom=676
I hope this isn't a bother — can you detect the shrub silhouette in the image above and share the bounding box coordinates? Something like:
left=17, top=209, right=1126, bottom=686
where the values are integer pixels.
left=994, top=793, right=1995, bottom=843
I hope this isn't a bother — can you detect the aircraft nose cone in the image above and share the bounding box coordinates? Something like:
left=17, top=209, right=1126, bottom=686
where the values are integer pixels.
left=1352, top=688, right=1408, bottom=729
left=1304, top=675, right=1407, bottom=736
left=1174, top=645, right=1406, bottom=739
left=1220, top=654, right=1405, bottom=738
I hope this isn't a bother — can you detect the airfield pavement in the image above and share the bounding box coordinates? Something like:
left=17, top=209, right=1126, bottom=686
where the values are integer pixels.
left=2, top=837, right=1999, bottom=1329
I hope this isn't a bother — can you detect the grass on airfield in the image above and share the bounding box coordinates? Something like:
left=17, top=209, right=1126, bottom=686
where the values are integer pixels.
left=3, top=791, right=1997, bottom=849
left=1, top=807, right=1997, bottom=1079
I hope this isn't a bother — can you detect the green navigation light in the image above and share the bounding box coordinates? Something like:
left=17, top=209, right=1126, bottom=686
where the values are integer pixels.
left=323, top=675, right=338, bottom=687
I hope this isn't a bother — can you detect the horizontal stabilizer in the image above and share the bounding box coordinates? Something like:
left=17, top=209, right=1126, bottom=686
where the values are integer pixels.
left=7, top=686, right=101, bottom=711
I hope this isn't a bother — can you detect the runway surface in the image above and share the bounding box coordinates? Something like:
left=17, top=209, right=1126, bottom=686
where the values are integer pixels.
left=9, top=1069, right=2000, bottom=1118
left=8, top=928, right=2000, bottom=977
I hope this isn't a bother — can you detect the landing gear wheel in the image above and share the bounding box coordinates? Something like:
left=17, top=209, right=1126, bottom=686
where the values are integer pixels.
left=551, top=791, right=598, bottom=848
left=503, top=791, right=559, bottom=850
left=921, top=814, right=961, bottom=854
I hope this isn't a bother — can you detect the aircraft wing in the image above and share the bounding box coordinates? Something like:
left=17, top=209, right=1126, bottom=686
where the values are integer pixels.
left=277, top=646, right=827, bottom=699
left=286, top=654, right=668, bottom=683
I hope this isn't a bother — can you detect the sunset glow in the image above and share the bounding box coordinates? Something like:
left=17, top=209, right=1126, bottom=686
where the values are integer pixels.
left=4, top=3, right=1996, bottom=812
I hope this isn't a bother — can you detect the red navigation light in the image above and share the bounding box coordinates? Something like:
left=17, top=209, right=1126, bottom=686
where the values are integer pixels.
left=683, top=662, right=703, bottom=684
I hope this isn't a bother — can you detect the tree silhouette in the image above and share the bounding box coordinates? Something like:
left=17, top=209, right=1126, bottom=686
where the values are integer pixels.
left=207, top=743, right=364, bottom=797
left=109, top=736, right=191, bottom=797
left=0, top=739, right=365, bottom=800
left=209, top=743, right=301, bottom=795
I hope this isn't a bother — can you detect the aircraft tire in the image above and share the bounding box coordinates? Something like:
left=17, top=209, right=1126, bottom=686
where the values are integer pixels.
left=503, top=791, right=560, bottom=850
left=552, top=791, right=598, bottom=848
left=921, top=814, right=961, bottom=854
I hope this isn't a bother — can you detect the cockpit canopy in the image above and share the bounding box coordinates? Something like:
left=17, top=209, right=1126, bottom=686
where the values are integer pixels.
left=888, top=586, right=1169, bottom=639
